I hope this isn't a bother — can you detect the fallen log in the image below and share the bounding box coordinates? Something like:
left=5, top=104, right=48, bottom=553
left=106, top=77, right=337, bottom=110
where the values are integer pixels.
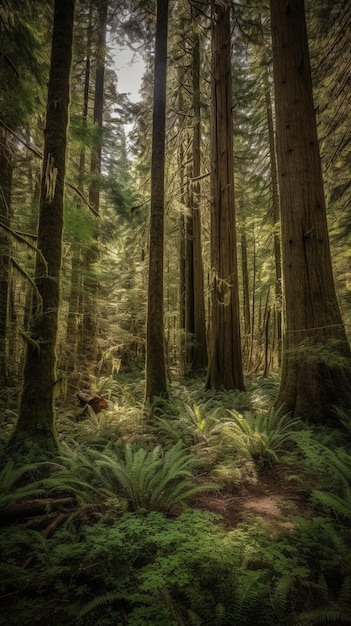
left=1, top=496, right=76, bottom=524
left=77, top=389, right=108, bottom=413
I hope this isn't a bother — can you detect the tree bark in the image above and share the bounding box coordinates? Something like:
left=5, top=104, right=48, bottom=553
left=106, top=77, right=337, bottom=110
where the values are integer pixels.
left=241, top=225, right=251, bottom=364
left=265, top=75, right=282, bottom=368
left=66, top=0, right=93, bottom=387
left=80, top=0, right=107, bottom=378
left=145, top=0, right=169, bottom=402
left=0, top=126, right=14, bottom=387
left=270, top=0, right=351, bottom=421
left=206, top=0, right=244, bottom=391
left=188, top=13, right=208, bottom=372
left=10, top=0, right=75, bottom=454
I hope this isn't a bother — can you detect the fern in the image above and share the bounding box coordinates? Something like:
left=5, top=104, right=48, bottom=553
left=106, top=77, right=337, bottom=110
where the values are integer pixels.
left=221, top=407, right=302, bottom=467
left=96, top=440, right=216, bottom=512
left=293, top=433, right=351, bottom=516
left=0, top=460, right=47, bottom=505
left=295, top=606, right=351, bottom=624
left=78, top=589, right=142, bottom=618
left=331, top=405, right=351, bottom=437
left=311, top=490, right=351, bottom=520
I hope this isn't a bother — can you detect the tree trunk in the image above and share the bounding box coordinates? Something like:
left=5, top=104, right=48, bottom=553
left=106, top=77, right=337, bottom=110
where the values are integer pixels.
left=241, top=226, right=251, bottom=345
left=265, top=74, right=282, bottom=368
left=178, top=92, right=187, bottom=374
left=145, top=0, right=169, bottom=402
left=11, top=0, right=75, bottom=455
left=270, top=0, right=351, bottom=421
left=80, top=0, right=107, bottom=378
left=188, top=14, right=207, bottom=372
left=206, top=0, right=244, bottom=391
left=0, top=126, right=14, bottom=387
left=66, top=0, right=93, bottom=388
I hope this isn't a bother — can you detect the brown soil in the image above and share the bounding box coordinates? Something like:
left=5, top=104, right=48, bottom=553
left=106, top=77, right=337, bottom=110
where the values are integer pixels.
left=189, top=465, right=308, bottom=533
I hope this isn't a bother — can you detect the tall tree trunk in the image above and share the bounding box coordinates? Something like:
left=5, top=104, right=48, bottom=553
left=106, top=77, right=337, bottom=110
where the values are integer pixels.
left=206, top=0, right=244, bottom=391
left=241, top=225, right=251, bottom=363
left=67, top=1, right=93, bottom=388
left=178, top=87, right=187, bottom=375
left=80, top=0, right=107, bottom=379
left=11, top=0, right=75, bottom=454
left=188, top=13, right=207, bottom=372
left=265, top=74, right=282, bottom=368
left=145, top=0, right=169, bottom=402
left=0, top=126, right=14, bottom=387
left=179, top=208, right=186, bottom=373
left=270, top=0, right=351, bottom=421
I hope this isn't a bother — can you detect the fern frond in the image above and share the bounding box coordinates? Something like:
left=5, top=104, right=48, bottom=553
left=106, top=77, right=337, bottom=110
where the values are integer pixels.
left=222, top=408, right=303, bottom=467
left=295, top=606, right=351, bottom=624
left=78, top=589, right=141, bottom=618
left=311, top=490, right=351, bottom=520
left=0, top=460, right=47, bottom=504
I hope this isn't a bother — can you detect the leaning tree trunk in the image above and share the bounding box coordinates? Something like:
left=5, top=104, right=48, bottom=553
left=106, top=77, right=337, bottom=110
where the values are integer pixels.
left=270, top=0, right=351, bottom=422
left=206, top=0, right=244, bottom=391
left=145, top=0, right=169, bottom=402
left=10, top=0, right=75, bottom=455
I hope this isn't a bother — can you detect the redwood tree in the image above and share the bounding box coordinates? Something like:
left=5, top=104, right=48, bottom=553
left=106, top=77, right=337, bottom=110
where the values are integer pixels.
left=80, top=0, right=108, bottom=378
left=145, top=0, right=169, bottom=401
left=206, top=0, right=244, bottom=391
left=187, top=6, right=207, bottom=372
left=10, top=0, right=75, bottom=454
left=270, top=0, right=351, bottom=421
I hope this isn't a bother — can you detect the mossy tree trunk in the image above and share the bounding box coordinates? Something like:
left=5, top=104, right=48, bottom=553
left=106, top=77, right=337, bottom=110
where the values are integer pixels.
left=145, top=0, right=169, bottom=402
left=270, top=0, right=351, bottom=421
left=206, top=0, right=244, bottom=391
left=10, top=0, right=75, bottom=454
left=0, top=126, right=14, bottom=387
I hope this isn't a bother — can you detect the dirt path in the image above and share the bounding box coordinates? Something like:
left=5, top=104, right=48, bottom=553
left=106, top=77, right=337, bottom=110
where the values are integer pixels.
left=190, top=466, right=307, bottom=532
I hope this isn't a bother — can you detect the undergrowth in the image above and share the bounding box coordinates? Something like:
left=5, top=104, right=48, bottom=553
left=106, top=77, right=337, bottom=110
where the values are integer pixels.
left=1, top=507, right=351, bottom=625
left=1, top=373, right=351, bottom=624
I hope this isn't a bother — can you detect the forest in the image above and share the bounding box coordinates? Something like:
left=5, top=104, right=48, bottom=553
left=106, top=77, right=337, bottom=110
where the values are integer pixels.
left=1, top=0, right=351, bottom=624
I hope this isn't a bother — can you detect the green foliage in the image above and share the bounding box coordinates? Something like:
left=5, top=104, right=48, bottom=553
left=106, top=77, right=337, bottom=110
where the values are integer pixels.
left=3, top=505, right=351, bottom=626
left=0, top=3, right=47, bottom=127
left=221, top=407, right=303, bottom=468
left=287, top=338, right=351, bottom=369
left=332, top=404, right=351, bottom=437
left=155, top=401, right=224, bottom=448
left=293, top=433, right=351, bottom=523
left=64, top=200, right=96, bottom=246
left=0, top=510, right=270, bottom=624
left=0, top=459, right=47, bottom=504
left=93, top=440, right=216, bottom=512
left=42, top=441, right=215, bottom=513
left=294, top=432, right=351, bottom=490
left=3, top=377, right=351, bottom=625
left=211, top=457, right=257, bottom=490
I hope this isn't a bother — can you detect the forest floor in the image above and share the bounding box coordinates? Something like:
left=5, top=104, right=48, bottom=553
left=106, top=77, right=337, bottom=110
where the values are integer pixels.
left=0, top=372, right=310, bottom=539
left=2, top=373, right=351, bottom=625
left=188, top=465, right=307, bottom=533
